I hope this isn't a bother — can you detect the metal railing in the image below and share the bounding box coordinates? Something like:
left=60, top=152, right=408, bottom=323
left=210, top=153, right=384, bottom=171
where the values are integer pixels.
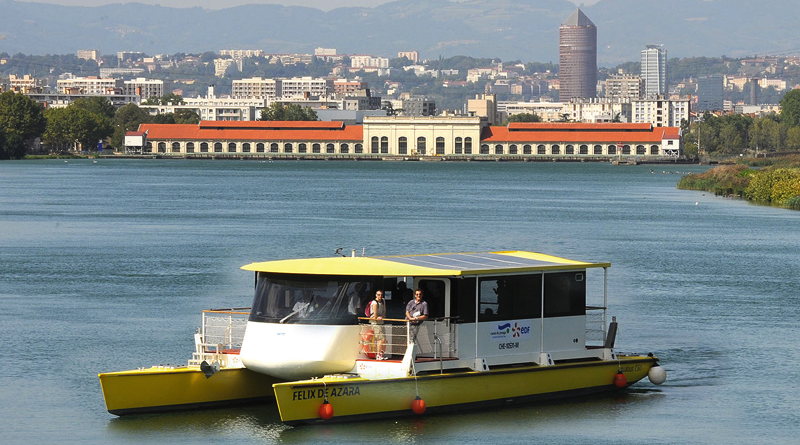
left=357, top=317, right=457, bottom=360
left=189, top=308, right=250, bottom=366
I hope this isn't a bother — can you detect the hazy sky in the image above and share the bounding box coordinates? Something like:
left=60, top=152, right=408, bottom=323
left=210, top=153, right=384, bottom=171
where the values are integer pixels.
left=16, top=0, right=599, bottom=11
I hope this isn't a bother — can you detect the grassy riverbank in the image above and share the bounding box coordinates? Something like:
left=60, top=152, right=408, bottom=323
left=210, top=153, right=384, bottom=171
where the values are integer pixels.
left=678, top=156, right=800, bottom=210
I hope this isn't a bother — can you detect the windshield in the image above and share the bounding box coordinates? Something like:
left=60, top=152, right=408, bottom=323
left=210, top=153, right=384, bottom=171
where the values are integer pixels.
left=249, top=273, right=379, bottom=325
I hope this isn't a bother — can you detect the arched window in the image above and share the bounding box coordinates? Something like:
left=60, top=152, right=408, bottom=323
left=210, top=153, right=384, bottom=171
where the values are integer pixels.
left=145, top=142, right=152, bottom=153
left=270, top=143, right=279, bottom=153
left=228, top=142, right=236, bottom=153
left=608, top=145, right=617, bottom=155
left=312, top=143, right=321, bottom=153
left=200, top=142, right=208, bottom=153
left=398, top=137, right=408, bottom=155
left=371, top=136, right=379, bottom=154
left=636, top=145, right=646, bottom=155
left=380, top=136, right=389, bottom=154
left=495, top=144, right=504, bottom=154
left=297, top=143, right=306, bottom=153
left=480, top=144, right=489, bottom=154
left=455, top=137, right=463, bottom=154
left=158, top=142, right=166, bottom=153
left=326, top=143, right=335, bottom=154
left=537, top=144, right=546, bottom=154
left=214, top=142, right=222, bottom=153
left=650, top=145, right=660, bottom=155
left=579, top=144, right=588, bottom=155
left=340, top=143, right=349, bottom=153
left=171, top=142, right=180, bottom=152
left=622, top=145, right=631, bottom=155
left=355, top=143, right=363, bottom=153
left=417, top=137, right=426, bottom=155
left=284, top=143, right=293, bottom=153
left=551, top=145, right=560, bottom=155
left=509, top=144, right=518, bottom=154
left=186, top=142, right=195, bottom=153
left=435, top=137, right=445, bottom=155
left=593, top=145, right=602, bottom=155
left=242, top=143, right=251, bottom=153
left=256, top=143, right=265, bottom=153
left=523, top=144, right=531, bottom=154
left=566, top=144, right=574, bottom=154
left=464, top=137, right=473, bottom=154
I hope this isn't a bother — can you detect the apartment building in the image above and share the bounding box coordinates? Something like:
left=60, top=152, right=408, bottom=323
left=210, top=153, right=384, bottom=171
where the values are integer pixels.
left=56, top=76, right=122, bottom=95
left=8, top=74, right=40, bottom=93
left=604, top=74, right=642, bottom=100
left=123, top=78, right=164, bottom=100
left=351, top=55, right=390, bottom=69
left=632, top=97, right=690, bottom=127
left=280, top=77, right=331, bottom=98
left=232, top=77, right=281, bottom=99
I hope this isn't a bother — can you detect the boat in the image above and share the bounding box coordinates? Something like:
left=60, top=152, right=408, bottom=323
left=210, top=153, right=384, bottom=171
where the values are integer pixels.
left=237, top=250, right=667, bottom=424
left=98, top=308, right=280, bottom=415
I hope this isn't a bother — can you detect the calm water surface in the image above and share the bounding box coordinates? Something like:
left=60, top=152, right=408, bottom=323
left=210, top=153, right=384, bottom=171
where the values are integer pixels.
left=1, top=159, right=798, bottom=444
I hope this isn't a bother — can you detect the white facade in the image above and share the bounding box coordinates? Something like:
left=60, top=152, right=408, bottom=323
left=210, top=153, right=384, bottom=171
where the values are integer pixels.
left=219, top=49, right=263, bottom=58
left=56, top=77, right=122, bottom=95
left=214, top=58, right=236, bottom=77
left=9, top=74, right=39, bottom=93
left=123, top=78, right=164, bottom=100
left=641, top=45, right=667, bottom=98
left=397, top=51, right=419, bottom=63
left=632, top=97, right=689, bottom=127
left=351, top=55, right=390, bottom=69
left=565, top=98, right=632, bottom=123
left=76, top=49, right=99, bottom=61
left=604, top=74, right=642, bottom=100
left=280, top=77, right=330, bottom=98
left=362, top=116, right=482, bottom=155
left=497, top=101, right=566, bottom=122
left=232, top=77, right=281, bottom=99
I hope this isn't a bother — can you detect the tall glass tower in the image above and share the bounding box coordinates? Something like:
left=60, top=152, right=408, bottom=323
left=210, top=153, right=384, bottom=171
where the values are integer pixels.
left=641, top=45, right=667, bottom=98
left=559, top=9, right=597, bottom=102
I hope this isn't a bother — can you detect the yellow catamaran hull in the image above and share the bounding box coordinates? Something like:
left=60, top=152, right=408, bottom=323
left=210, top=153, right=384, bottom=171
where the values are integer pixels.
left=273, top=355, right=656, bottom=424
left=98, top=366, right=279, bottom=415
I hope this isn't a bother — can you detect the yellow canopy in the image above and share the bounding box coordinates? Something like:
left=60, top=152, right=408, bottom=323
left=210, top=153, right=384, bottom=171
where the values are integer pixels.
left=241, top=251, right=610, bottom=277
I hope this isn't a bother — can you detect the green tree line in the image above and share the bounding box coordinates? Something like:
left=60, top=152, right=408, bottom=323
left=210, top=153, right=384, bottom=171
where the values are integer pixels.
left=683, top=90, right=800, bottom=158
left=678, top=162, right=800, bottom=210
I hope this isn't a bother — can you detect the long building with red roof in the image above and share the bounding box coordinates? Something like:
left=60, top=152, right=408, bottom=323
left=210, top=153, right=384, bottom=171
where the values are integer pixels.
left=128, top=117, right=681, bottom=158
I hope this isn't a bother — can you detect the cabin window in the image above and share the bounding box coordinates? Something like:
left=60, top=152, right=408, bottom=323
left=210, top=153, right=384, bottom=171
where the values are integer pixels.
left=417, top=279, right=447, bottom=319
left=249, top=273, right=385, bottom=325
left=476, top=272, right=586, bottom=322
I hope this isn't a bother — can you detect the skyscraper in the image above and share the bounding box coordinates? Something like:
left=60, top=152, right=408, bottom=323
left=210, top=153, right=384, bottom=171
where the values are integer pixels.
left=640, top=45, right=667, bottom=98
left=559, top=9, right=597, bottom=102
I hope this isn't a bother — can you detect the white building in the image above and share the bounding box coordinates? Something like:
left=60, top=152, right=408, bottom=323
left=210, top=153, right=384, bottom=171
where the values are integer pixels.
left=214, top=58, right=236, bottom=77
left=219, top=49, right=263, bottom=58
left=604, top=74, right=642, bottom=100
left=397, top=51, right=419, bottom=63
left=8, top=74, right=39, bottom=93
left=314, top=48, right=337, bottom=57
left=497, top=101, right=566, bottom=122
left=123, top=78, right=164, bottom=100
left=280, top=77, right=331, bottom=98
left=632, top=97, right=689, bottom=127
left=351, top=55, right=390, bottom=69
left=56, top=76, right=122, bottom=95
left=565, top=98, right=632, bottom=123
left=76, top=49, right=99, bottom=61
left=641, top=45, right=667, bottom=98
left=232, top=77, right=281, bottom=99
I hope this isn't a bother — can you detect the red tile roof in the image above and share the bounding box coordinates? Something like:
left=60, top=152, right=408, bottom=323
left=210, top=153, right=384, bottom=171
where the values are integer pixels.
left=139, top=122, right=363, bottom=142
left=198, top=120, right=345, bottom=130
left=508, top=122, right=654, bottom=131
left=483, top=124, right=679, bottom=143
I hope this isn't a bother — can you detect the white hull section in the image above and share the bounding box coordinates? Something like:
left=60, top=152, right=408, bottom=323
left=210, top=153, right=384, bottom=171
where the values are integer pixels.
left=240, top=322, right=360, bottom=380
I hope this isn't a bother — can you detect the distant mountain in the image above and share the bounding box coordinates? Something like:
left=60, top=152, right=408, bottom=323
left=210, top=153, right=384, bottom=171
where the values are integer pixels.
left=1, top=0, right=799, bottom=64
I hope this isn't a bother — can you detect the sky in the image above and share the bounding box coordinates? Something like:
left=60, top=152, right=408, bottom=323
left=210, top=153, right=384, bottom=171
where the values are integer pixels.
left=16, top=0, right=600, bottom=11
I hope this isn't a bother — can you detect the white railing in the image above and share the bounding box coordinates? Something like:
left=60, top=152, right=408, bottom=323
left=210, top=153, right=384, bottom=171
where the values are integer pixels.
left=357, top=317, right=457, bottom=360
left=189, top=308, right=250, bottom=366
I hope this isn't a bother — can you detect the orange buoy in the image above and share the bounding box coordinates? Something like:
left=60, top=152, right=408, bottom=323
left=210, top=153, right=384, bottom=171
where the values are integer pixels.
left=318, top=399, right=334, bottom=419
left=411, top=396, right=426, bottom=415
left=613, top=371, right=628, bottom=388
left=360, top=329, right=375, bottom=359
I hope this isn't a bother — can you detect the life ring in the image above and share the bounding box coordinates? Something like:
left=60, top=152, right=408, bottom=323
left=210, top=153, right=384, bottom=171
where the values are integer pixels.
left=361, top=328, right=375, bottom=358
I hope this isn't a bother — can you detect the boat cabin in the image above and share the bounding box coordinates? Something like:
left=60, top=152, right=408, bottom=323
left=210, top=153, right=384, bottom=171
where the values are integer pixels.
left=239, top=251, right=612, bottom=380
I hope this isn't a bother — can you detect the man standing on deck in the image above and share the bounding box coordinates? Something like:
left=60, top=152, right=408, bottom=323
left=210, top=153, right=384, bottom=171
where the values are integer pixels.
left=369, top=290, right=388, bottom=360
left=405, top=289, right=429, bottom=344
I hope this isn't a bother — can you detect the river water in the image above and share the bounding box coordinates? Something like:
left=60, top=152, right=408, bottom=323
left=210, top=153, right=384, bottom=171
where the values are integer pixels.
left=1, top=159, right=798, bottom=444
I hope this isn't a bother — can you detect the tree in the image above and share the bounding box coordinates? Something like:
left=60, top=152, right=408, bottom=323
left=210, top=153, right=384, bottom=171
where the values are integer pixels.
left=259, top=103, right=318, bottom=121
left=111, top=103, right=151, bottom=149
left=0, top=91, right=46, bottom=159
left=44, top=106, right=112, bottom=151
left=71, top=96, right=116, bottom=120
left=780, top=89, right=800, bottom=127
left=173, top=109, right=200, bottom=124
left=507, top=113, right=541, bottom=123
